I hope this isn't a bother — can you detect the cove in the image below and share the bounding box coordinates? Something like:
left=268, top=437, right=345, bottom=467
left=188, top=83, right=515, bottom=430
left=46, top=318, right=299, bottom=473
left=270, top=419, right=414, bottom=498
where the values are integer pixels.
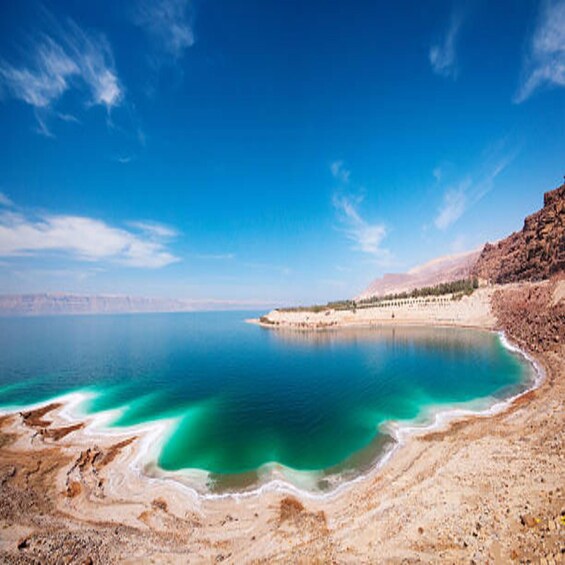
left=0, top=312, right=533, bottom=491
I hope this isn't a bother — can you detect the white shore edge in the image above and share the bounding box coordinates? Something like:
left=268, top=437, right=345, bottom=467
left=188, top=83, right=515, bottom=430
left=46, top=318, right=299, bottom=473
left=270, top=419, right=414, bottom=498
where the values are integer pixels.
left=0, top=330, right=544, bottom=503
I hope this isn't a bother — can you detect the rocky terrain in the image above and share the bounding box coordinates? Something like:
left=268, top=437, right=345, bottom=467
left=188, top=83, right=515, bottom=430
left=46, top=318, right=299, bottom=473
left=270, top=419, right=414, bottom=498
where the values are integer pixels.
left=492, top=274, right=565, bottom=353
left=474, top=183, right=565, bottom=284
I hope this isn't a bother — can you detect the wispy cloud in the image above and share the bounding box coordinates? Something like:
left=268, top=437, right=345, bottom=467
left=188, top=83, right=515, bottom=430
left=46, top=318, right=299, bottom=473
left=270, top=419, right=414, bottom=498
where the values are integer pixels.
left=115, top=155, right=134, bottom=164
left=333, top=194, right=390, bottom=261
left=134, top=0, right=195, bottom=61
left=434, top=180, right=470, bottom=230
left=0, top=17, right=122, bottom=135
left=57, top=112, right=80, bottom=124
left=330, top=160, right=351, bottom=184
left=429, top=10, right=463, bottom=78
left=515, top=0, right=565, bottom=102
left=128, top=220, right=179, bottom=239
left=0, top=207, right=179, bottom=268
left=330, top=161, right=391, bottom=263
left=194, top=253, right=235, bottom=261
left=434, top=151, right=515, bottom=230
left=0, top=193, right=14, bottom=208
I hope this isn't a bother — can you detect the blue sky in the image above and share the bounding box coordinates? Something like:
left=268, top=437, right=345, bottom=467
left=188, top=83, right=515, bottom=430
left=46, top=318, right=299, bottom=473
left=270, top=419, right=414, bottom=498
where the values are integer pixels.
left=0, top=0, right=564, bottom=305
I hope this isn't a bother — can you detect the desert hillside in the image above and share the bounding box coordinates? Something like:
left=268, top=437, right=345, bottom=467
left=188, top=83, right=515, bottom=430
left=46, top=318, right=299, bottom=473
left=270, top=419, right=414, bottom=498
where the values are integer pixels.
left=473, top=183, right=565, bottom=283
left=357, top=249, right=480, bottom=300
left=359, top=182, right=564, bottom=301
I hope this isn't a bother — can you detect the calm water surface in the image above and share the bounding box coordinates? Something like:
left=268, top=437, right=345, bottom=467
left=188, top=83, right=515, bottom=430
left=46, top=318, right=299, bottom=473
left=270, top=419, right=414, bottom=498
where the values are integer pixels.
left=0, top=312, right=531, bottom=489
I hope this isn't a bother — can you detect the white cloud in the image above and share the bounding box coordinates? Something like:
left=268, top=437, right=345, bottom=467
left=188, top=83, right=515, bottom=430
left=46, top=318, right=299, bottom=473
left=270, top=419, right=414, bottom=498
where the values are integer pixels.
left=64, top=21, right=122, bottom=108
left=330, top=160, right=351, bottom=184
left=434, top=153, right=514, bottom=230
left=0, top=209, right=179, bottom=268
left=515, top=0, right=565, bottom=102
left=134, top=0, right=195, bottom=60
left=429, top=12, right=463, bottom=78
left=0, top=18, right=122, bottom=133
left=0, top=38, right=77, bottom=108
left=333, top=194, right=389, bottom=260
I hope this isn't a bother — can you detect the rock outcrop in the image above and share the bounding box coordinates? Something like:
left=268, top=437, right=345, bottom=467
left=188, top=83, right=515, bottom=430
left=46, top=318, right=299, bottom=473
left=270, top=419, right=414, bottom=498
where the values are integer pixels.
left=492, top=274, right=565, bottom=353
left=473, top=183, right=565, bottom=284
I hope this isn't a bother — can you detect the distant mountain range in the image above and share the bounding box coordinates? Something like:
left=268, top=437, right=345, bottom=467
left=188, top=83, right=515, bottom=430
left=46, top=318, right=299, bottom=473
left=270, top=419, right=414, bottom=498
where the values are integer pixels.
left=359, top=182, right=564, bottom=300
left=0, top=294, right=272, bottom=316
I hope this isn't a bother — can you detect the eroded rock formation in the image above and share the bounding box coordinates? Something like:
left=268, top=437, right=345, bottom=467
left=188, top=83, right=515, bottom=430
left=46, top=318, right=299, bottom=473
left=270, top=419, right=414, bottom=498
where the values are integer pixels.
left=473, top=184, right=565, bottom=284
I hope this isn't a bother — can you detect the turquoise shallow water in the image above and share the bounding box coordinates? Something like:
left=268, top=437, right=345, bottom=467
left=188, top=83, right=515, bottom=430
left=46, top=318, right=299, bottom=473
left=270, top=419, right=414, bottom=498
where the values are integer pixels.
left=0, top=312, right=532, bottom=489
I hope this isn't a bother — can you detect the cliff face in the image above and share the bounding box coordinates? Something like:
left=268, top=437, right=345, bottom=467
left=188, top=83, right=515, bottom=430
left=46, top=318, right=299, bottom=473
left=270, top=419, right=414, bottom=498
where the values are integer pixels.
left=492, top=275, right=564, bottom=353
left=473, top=184, right=565, bottom=284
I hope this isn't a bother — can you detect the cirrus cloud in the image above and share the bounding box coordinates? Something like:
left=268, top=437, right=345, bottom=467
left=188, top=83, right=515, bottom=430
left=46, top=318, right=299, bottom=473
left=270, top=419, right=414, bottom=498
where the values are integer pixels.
left=332, top=194, right=390, bottom=262
left=0, top=16, right=122, bottom=135
left=133, top=0, right=195, bottom=61
left=434, top=149, right=515, bottom=230
left=330, top=161, right=391, bottom=263
left=515, top=0, right=565, bottom=102
left=429, top=10, right=464, bottom=79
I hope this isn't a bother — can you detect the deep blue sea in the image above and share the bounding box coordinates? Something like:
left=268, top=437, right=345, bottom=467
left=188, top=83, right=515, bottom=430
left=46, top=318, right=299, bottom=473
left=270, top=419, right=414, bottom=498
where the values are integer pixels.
left=0, top=312, right=532, bottom=490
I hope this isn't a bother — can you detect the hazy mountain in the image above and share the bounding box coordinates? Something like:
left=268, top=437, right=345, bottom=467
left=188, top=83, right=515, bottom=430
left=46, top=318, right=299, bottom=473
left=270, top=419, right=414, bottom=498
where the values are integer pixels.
left=0, top=294, right=271, bottom=316
left=357, top=249, right=481, bottom=300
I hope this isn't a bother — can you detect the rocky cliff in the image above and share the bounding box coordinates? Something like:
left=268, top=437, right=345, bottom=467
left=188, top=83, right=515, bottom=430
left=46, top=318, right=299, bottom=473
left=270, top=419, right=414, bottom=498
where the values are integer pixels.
left=473, top=183, right=565, bottom=284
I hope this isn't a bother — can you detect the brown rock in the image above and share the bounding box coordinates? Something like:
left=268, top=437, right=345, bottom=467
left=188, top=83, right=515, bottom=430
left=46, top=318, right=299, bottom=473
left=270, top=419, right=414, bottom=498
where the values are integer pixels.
left=520, top=514, right=539, bottom=527
left=66, top=481, right=82, bottom=498
left=474, top=183, right=565, bottom=284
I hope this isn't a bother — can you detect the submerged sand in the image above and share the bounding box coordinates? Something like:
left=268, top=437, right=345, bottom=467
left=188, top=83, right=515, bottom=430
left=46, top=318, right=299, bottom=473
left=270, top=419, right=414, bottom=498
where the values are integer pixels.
left=0, top=279, right=563, bottom=563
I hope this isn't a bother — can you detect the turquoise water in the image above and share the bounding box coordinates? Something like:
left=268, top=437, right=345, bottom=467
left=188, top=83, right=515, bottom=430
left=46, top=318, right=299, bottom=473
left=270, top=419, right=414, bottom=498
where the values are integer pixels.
left=0, top=312, right=531, bottom=489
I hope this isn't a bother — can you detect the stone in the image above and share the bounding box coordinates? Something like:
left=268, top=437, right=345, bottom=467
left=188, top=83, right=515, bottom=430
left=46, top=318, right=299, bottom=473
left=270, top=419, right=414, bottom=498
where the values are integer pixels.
left=473, top=183, right=565, bottom=283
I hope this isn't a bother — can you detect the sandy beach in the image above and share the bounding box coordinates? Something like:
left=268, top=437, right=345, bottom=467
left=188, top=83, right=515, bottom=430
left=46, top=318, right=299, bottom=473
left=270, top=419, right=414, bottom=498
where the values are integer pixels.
left=0, top=278, right=563, bottom=563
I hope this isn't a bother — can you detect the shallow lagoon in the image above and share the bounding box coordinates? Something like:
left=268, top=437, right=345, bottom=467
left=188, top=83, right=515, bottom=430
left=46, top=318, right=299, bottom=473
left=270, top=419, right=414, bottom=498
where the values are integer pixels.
left=0, top=312, right=532, bottom=491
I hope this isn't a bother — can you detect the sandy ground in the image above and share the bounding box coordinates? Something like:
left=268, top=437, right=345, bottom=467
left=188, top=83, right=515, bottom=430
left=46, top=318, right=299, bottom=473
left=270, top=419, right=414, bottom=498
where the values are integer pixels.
left=0, top=281, right=563, bottom=564
left=254, top=287, right=497, bottom=330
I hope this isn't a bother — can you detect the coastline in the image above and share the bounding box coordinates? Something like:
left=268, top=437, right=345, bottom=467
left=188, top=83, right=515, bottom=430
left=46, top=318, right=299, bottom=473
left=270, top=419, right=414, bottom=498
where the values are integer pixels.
left=248, top=286, right=498, bottom=331
left=0, top=327, right=539, bottom=500
left=1, top=279, right=563, bottom=562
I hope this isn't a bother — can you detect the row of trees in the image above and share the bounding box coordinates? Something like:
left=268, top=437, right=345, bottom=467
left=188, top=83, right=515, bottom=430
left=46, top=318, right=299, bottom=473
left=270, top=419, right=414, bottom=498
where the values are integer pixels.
left=278, top=277, right=479, bottom=313
left=357, top=277, right=479, bottom=306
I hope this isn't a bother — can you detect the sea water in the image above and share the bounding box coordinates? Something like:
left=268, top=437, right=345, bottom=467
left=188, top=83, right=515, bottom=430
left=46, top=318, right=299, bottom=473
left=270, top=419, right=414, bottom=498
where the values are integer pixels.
left=0, top=312, right=532, bottom=491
